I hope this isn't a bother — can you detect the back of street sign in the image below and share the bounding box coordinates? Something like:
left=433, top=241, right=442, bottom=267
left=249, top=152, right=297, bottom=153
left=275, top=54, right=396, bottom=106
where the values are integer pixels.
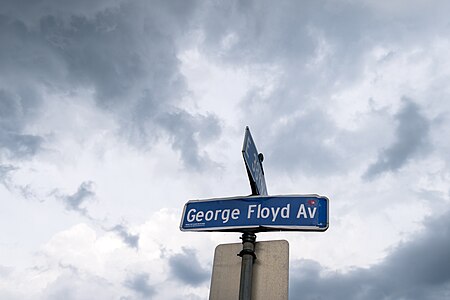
left=180, top=194, right=328, bottom=232
left=209, top=240, right=289, bottom=300
left=242, top=127, right=268, bottom=196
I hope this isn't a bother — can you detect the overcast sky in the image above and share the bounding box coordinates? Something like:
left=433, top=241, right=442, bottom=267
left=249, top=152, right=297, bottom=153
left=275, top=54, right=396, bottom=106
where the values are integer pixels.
left=1, top=0, right=450, bottom=299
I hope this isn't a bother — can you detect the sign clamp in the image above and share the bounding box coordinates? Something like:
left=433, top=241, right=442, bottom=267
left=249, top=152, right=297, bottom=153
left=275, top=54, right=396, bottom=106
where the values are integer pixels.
left=237, top=232, right=257, bottom=300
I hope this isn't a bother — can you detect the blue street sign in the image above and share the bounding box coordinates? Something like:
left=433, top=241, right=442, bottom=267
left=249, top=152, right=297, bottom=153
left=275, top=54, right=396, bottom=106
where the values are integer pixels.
left=180, top=195, right=329, bottom=232
left=242, top=127, right=268, bottom=195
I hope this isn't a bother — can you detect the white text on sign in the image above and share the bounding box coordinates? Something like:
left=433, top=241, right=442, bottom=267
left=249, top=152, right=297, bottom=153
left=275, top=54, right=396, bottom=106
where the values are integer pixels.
left=186, top=203, right=317, bottom=225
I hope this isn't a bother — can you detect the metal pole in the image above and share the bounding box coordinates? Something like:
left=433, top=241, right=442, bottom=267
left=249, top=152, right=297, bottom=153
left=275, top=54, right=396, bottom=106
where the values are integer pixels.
left=238, top=232, right=256, bottom=300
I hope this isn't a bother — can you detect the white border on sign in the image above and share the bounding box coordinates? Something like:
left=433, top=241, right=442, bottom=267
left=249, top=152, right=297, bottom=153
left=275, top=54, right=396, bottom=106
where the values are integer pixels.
left=179, top=194, right=329, bottom=233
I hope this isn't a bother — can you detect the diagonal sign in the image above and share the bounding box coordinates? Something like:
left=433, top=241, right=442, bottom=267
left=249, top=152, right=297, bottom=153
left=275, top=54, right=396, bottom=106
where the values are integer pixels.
left=242, top=127, right=267, bottom=196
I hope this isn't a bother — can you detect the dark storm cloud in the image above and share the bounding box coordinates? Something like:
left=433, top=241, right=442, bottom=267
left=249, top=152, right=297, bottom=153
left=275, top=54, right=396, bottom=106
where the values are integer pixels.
left=0, top=0, right=221, bottom=170
left=57, top=181, right=95, bottom=215
left=110, top=224, right=140, bottom=249
left=200, top=0, right=450, bottom=74
left=159, top=110, right=221, bottom=171
left=168, top=248, right=209, bottom=286
left=199, top=0, right=379, bottom=92
left=0, top=15, right=47, bottom=161
left=197, top=1, right=449, bottom=176
left=0, top=89, right=43, bottom=159
left=0, top=132, right=43, bottom=158
left=197, top=1, right=377, bottom=175
left=265, top=110, right=341, bottom=175
left=364, top=99, right=430, bottom=179
left=124, top=273, right=156, bottom=298
left=290, top=210, right=450, bottom=299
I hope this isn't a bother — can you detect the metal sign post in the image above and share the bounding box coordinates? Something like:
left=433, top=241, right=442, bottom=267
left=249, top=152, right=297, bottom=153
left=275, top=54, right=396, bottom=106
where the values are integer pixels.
left=240, top=127, right=264, bottom=300
left=238, top=232, right=256, bottom=300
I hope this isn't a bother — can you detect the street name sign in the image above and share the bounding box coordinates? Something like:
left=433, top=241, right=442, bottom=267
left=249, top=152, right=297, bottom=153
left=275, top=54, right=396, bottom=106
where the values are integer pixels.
left=180, top=194, right=328, bottom=232
left=242, top=127, right=268, bottom=196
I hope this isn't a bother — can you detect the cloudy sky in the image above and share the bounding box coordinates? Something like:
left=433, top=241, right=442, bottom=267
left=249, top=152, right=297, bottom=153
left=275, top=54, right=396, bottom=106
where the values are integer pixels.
left=1, top=0, right=450, bottom=299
